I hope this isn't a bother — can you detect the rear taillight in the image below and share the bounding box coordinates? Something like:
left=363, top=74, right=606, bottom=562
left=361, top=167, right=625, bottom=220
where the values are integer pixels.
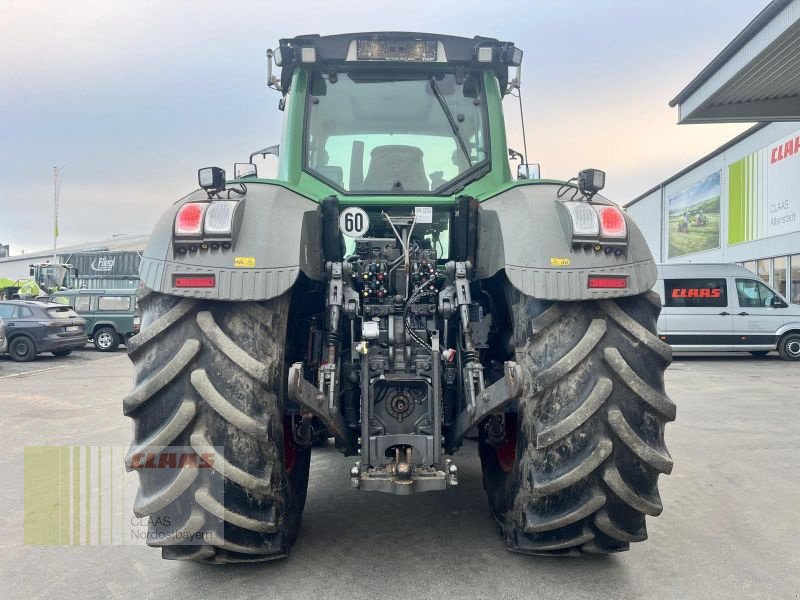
left=588, top=275, right=628, bottom=289
left=563, top=201, right=627, bottom=241
left=564, top=202, right=600, bottom=236
left=203, top=201, right=239, bottom=235
left=174, top=203, right=207, bottom=236
left=593, top=205, right=627, bottom=239
left=173, top=275, right=216, bottom=288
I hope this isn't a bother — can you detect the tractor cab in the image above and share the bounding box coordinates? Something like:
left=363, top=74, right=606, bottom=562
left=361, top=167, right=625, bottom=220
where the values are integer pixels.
left=258, top=33, right=526, bottom=197
left=29, top=262, right=76, bottom=293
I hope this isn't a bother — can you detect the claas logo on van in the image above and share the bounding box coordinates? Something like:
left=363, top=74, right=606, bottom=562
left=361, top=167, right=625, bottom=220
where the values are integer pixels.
left=671, top=288, right=722, bottom=299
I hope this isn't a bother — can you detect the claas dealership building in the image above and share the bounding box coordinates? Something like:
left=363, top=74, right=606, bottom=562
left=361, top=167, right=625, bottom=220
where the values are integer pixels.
left=627, top=0, right=800, bottom=304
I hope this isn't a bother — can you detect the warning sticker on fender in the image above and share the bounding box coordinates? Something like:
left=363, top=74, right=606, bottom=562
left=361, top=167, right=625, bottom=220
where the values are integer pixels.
left=234, top=257, right=256, bottom=268
left=550, top=257, right=570, bottom=266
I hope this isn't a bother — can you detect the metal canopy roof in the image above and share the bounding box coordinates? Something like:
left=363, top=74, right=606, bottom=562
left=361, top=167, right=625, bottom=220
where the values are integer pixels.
left=670, top=0, right=800, bottom=123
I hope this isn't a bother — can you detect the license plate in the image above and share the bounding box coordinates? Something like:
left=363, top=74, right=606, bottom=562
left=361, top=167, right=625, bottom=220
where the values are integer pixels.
left=66, top=325, right=80, bottom=332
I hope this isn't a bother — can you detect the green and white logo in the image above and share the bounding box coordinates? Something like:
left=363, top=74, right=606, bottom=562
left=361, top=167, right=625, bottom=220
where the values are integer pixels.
left=729, top=129, right=800, bottom=245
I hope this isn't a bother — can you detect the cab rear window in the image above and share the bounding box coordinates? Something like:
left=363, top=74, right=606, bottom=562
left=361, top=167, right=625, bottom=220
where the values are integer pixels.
left=664, top=278, right=727, bottom=308
left=47, top=307, right=79, bottom=319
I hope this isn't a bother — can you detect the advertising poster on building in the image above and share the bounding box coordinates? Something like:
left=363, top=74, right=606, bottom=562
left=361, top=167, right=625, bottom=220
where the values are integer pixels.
left=728, top=128, right=800, bottom=244
left=667, top=171, right=721, bottom=258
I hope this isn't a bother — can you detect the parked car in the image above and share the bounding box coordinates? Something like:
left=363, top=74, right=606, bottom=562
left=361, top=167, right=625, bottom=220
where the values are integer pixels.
left=0, top=317, right=6, bottom=354
left=0, top=300, right=87, bottom=361
left=50, top=288, right=139, bottom=352
left=654, top=263, right=800, bottom=360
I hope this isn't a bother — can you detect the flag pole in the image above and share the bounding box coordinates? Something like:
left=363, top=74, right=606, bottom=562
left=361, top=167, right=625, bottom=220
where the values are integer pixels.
left=53, top=165, right=64, bottom=263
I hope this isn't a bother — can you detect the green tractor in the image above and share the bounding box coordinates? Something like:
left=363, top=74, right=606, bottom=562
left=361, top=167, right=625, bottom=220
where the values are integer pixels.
left=30, top=261, right=76, bottom=294
left=125, top=33, right=675, bottom=563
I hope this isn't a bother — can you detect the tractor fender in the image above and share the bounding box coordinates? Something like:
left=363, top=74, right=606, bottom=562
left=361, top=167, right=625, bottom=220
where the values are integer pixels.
left=138, top=183, right=322, bottom=300
left=477, top=184, right=657, bottom=300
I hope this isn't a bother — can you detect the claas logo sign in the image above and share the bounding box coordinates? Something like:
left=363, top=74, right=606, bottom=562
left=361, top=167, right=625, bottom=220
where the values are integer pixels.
left=671, top=287, right=722, bottom=299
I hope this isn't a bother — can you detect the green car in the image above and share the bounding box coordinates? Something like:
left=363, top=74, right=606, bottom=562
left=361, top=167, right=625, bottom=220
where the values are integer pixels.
left=50, top=288, right=140, bottom=351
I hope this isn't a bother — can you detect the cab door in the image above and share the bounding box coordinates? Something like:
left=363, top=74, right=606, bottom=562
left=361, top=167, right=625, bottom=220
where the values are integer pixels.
left=661, top=277, right=733, bottom=348
left=732, top=278, right=789, bottom=346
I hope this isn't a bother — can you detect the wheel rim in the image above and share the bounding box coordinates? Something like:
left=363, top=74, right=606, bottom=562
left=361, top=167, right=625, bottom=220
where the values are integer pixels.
left=495, top=414, right=518, bottom=474
left=786, top=339, right=800, bottom=358
left=283, top=417, right=297, bottom=474
left=97, top=332, right=113, bottom=348
left=14, top=341, right=29, bottom=357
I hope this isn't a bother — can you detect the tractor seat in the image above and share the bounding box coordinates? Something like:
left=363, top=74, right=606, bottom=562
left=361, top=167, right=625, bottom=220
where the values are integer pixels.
left=363, top=145, right=428, bottom=192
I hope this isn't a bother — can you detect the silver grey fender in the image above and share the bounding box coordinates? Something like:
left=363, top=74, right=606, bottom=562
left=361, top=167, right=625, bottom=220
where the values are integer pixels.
left=477, top=183, right=657, bottom=300
left=139, top=183, right=321, bottom=300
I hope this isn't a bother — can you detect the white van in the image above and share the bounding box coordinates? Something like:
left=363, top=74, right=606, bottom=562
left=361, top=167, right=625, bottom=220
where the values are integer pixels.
left=654, top=263, right=800, bottom=361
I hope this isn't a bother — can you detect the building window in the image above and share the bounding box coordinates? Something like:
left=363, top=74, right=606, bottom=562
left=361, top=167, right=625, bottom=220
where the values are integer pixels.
left=773, top=256, right=787, bottom=298
left=743, top=260, right=756, bottom=274
left=756, top=259, right=770, bottom=284
left=791, top=254, right=800, bottom=304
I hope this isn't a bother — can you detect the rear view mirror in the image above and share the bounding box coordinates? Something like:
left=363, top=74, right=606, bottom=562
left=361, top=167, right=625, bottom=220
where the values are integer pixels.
left=517, top=163, right=540, bottom=180
left=771, top=296, right=787, bottom=308
left=249, top=144, right=279, bottom=163
left=234, top=163, right=258, bottom=179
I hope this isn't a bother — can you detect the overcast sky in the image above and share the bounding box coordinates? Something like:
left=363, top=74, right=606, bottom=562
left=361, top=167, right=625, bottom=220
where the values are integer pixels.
left=0, top=0, right=766, bottom=254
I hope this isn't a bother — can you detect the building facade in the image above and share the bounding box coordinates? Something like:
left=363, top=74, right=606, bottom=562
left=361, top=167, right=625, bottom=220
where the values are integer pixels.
left=627, top=121, right=800, bottom=303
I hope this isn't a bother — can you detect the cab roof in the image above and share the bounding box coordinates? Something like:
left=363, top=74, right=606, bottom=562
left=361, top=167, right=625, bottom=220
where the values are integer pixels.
left=276, top=32, right=520, bottom=92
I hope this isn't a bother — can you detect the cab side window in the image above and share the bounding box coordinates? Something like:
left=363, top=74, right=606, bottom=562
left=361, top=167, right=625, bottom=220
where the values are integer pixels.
left=13, top=306, right=33, bottom=319
left=735, top=279, right=776, bottom=308
left=98, top=296, right=131, bottom=311
left=0, top=305, right=14, bottom=319
left=664, top=278, right=727, bottom=308
left=74, top=296, right=91, bottom=312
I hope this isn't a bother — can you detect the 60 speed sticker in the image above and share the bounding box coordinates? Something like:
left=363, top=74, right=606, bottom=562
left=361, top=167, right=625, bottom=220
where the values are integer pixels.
left=339, top=207, right=369, bottom=238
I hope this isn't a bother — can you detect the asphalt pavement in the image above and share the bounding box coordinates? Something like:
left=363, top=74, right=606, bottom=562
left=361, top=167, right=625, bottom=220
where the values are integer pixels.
left=1, top=349, right=798, bottom=599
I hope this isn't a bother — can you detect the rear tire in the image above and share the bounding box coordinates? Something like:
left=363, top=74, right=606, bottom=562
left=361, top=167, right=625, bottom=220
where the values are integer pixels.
left=778, top=332, right=800, bottom=361
left=479, top=289, right=675, bottom=555
left=9, top=336, right=36, bottom=362
left=94, top=327, right=119, bottom=352
left=125, top=288, right=311, bottom=563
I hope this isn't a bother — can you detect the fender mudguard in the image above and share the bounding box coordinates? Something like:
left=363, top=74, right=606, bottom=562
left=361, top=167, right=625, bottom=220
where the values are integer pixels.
left=477, top=184, right=657, bottom=300
left=139, top=183, right=321, bottom=300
